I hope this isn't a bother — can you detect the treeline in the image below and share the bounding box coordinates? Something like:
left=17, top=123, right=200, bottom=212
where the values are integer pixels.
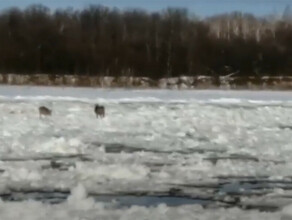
left=0, top=5, right=292, bottom=78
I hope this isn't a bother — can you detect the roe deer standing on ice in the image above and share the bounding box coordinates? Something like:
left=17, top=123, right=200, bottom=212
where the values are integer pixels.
left=39, top=106, right=52, bottom=118
left=94, top=104, right=105, bottom=118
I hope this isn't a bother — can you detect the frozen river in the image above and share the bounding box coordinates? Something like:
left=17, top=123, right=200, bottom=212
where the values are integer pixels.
left=0, top=85, right=292, bottom=219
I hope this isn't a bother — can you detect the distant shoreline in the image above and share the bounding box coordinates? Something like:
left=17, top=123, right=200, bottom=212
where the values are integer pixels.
left=0, top=74, right=292, bottom=90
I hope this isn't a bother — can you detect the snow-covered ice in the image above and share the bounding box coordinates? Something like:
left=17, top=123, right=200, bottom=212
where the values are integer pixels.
left=0, top=85, right=292, bottom=219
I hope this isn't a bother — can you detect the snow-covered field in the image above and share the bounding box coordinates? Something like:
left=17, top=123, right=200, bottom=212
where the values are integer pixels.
left=1, top=85, right=292, bottom=219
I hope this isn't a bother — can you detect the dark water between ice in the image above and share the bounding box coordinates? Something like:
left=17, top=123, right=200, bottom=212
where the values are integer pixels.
left=0, top=151, right=287, bottom=212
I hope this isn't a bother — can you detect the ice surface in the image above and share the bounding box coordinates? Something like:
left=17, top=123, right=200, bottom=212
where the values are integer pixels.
left=0, top=85, right=292, bottom=219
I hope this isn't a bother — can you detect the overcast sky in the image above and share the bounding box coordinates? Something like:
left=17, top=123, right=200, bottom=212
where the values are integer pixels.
left=0, top=0, right=290, bottom=17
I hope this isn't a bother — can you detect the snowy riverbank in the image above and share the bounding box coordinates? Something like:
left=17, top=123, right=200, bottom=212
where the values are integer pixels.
left=1, top=74, right=292, bottom=89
